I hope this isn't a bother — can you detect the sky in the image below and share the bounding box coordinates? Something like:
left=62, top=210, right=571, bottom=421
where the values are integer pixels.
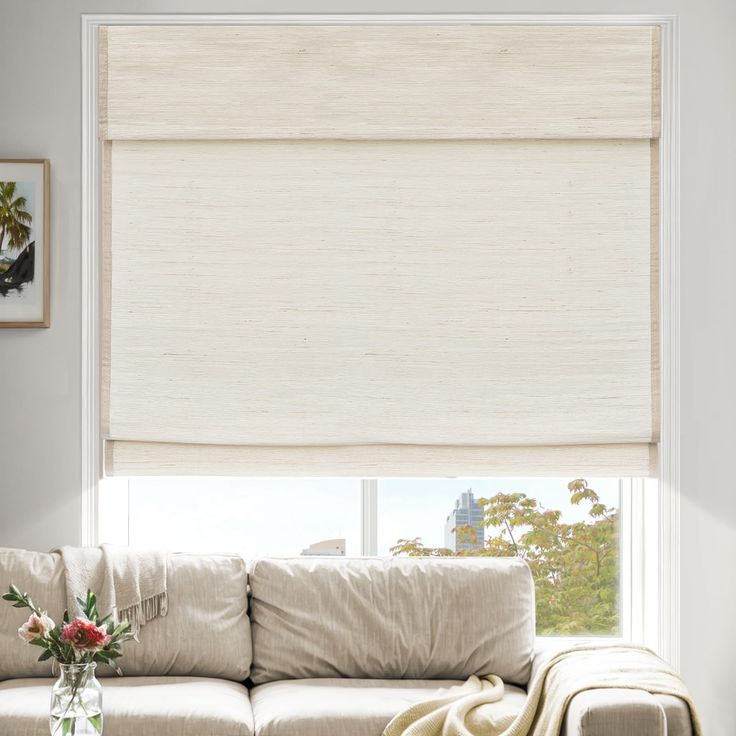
left=99, top=476, right=621, bottom=558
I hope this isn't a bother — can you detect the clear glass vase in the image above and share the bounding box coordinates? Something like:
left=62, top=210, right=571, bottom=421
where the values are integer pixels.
left=49, top=663, right=103, bottom=736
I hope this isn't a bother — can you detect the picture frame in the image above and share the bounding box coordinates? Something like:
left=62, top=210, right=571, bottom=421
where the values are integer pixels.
left=0, top=159, right=50, bottom=327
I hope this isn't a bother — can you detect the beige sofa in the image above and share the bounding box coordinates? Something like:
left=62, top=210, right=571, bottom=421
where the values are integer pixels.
left=0, top=549, right=693, bottom=736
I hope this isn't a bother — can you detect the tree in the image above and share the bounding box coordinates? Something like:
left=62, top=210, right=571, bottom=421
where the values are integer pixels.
left=0, top=181, right=33, bottom=252
left=391, top=479, right=619, bottom=636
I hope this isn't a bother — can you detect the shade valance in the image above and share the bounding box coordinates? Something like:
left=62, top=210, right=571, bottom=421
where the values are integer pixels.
left=100, top=25, right=660, bottom=141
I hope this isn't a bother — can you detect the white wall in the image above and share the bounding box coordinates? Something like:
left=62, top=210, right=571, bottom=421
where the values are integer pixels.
left=1, top=1, right=734, bottom=732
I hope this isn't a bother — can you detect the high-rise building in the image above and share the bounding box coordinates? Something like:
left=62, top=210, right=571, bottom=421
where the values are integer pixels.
left=444, top=490, right=485, bottom=552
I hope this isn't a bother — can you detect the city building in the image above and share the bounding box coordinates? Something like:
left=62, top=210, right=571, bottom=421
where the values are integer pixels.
left=444, top=490, right=485, bottom=552
left=301, top=538, right=346, bottom=556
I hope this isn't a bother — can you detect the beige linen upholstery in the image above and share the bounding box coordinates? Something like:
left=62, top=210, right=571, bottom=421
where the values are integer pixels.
left=116, top=553, right=251, bottom=680
left=250, top=678, right=528, bottom=736
left=0, top=677, right=254, bottom=736
left=0, top=548, right=66, bottom=679
left=249, top=557, right=535, bottom=685
left=655, top=693, right=696, bottom=736
left=0, top=549, right=251, bottom=680
left=563, top=689, right=692, bottom=736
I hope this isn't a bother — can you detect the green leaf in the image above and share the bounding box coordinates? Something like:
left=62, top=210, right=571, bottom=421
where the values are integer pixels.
left=85, top=590, right=99, bottom=620
left=1, top=592, right=18, bottom=601
left=111, top=621, right=130, bottom=638
left=87, top=714, right=102, bottom=733
left=37, top=649, right=53, bottom=661
left=391, top=479, right=621, bottom=637
left=61, top=717, right=72, bottom=736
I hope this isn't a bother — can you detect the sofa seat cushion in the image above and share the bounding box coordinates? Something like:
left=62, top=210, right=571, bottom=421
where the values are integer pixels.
left=250, top=678, right=527, bottom=736
left=0, top=676, right=254, bottom=736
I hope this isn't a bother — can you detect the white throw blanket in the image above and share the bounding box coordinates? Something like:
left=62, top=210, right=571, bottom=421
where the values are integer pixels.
left=383, top=644, right=702, bottom=736
left=54, top=544, right=168, bottom=637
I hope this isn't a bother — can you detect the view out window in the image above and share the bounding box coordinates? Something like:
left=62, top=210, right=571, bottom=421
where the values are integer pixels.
left=99, top=478, right=362, bottom=558
left=381, top=478, right=621, bottom=637
left=99, top=476, right=623, bottom=637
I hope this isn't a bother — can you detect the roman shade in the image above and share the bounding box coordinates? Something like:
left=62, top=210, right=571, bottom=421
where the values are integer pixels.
left=100, top=23, right=661, bottom=477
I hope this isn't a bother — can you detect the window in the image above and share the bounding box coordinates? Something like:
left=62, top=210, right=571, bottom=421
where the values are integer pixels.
left=94, top=20, right=664, bottom=649
left=99, top=25, right=660, bottom=483
left=99, top=478, right=361, bottom=559
left=380, top=477, right=622, bottom=637
left=99, top=475, right=657, bottom=640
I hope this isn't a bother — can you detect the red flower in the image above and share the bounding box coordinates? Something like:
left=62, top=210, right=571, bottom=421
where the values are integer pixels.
left=61, top=618, right=111, bottom=651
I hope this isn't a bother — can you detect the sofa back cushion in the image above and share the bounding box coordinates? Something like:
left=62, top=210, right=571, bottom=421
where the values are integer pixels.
left=249, top=556, right=535, bottom=686
left=116, top=552, right=251, bottom=680
left=0, top=548, right=67, bottom=679
left=0, top=548, right=251, bottom=681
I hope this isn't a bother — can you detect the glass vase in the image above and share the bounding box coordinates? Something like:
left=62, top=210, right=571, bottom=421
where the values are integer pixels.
left=49, top=663, right=103, bottom=736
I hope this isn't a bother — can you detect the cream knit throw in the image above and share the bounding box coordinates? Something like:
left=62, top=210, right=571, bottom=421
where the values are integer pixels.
left=54, top=544, right=168, bottom=637
left=383, top=644, right=702, bottom=736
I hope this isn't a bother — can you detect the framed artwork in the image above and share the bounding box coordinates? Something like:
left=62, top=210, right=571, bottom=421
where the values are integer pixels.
left=0, top=159, right=50, bottom=327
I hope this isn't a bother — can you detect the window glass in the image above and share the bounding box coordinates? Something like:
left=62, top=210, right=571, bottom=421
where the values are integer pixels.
left=100, top=477, right=361, bottom=559
left=100, top=475, right=621, bottom=636
left=380, top=477, right=621, bottom=636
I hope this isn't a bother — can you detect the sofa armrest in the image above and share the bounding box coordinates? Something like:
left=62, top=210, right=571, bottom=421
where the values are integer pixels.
left=530, top=641, right=694, bottom=736
left=563, top=688, right=666, bottom=736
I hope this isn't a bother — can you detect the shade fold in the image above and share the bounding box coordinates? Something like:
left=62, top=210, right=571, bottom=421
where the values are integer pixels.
left=100, top=25, right=661, bottom=141
left=106, top=442, right=658, bottom=478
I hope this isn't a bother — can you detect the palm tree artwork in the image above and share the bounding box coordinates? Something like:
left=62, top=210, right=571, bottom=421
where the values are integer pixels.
left=0, top=181, right=35, bottom=293
left=0, top=181, right=32, bottom=251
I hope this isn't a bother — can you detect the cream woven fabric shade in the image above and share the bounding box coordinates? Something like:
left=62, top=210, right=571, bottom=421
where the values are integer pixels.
left=100, top=24, right=661, bottom=477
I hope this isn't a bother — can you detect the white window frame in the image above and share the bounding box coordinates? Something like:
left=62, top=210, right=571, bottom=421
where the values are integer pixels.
left=620, top=478, right=661, bottom=651
left=361, top=479, right=378, bottom=556
left=82, top=12, right=680, bottom=665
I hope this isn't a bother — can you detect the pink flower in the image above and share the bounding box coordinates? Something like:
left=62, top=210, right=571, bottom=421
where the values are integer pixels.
left=61, top=618, right=111, bottom=651
left=18, top=612, right=55, bottom=642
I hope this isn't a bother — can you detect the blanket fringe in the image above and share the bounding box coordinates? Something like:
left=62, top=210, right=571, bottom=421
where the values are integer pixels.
left=117, top=592, right=168, bottom=638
